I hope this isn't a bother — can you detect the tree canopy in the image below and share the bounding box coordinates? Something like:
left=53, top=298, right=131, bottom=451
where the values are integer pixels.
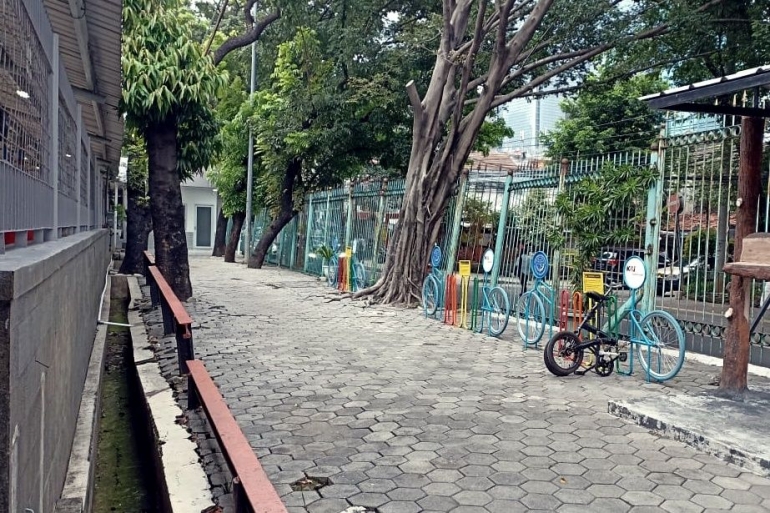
left=542, top=72, right=668, bottom=159
left=121, top=0, right=226, bottom=176
left=611, top=0, right=770, bottom=84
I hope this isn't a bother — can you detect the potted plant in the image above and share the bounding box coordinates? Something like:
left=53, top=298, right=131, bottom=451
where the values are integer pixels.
left=316, top=244, right=334, bottom=276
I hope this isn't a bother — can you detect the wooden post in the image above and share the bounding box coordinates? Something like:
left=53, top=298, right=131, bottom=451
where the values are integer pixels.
left=720, top=116, right=765, bottom=394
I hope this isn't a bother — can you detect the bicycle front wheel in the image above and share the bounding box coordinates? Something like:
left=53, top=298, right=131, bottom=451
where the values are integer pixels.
left=637, top=310, right=685, bottom=381
left=353, top=262, right=367, bottom=291
left=327, top=257, right=338, bottom=287
left=487, top=286, right=510, bottom=337
left=516, top=292, right=545, bottom=345
left=422, top=275, right=439, bottom=317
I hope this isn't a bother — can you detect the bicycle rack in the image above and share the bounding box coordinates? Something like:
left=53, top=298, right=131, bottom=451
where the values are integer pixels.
left=470, top=277, right=480, bottom=331
left=444, top=275, right=458, bottom=326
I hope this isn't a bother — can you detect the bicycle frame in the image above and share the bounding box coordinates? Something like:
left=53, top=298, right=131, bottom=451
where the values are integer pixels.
left=520, top=278, right=555, bottom=349
left=614, top=289, right=659, bottom=383
left=572, top=290, right=669, bottom=383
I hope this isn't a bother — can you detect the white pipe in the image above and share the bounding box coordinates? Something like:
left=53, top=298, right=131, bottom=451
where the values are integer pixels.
left=96, top=259, right=135, bottom=328
left=112, top=182, right=119, bottom=250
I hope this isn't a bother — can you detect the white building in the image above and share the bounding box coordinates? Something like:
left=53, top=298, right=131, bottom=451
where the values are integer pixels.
left=148, top=173, right=220, bottom=254
left=498, top=96, right=565, bottom=157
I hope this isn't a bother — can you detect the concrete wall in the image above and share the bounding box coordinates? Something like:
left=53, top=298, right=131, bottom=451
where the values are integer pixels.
left=0, top=230, right=110, bottom=513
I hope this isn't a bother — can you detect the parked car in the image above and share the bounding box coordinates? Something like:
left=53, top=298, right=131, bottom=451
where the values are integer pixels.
left=657, top=256, right=710, bottom=295
left=593, top=247, right=669, bottom=289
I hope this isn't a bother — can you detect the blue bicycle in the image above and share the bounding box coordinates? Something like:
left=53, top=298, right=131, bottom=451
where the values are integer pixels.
left=515, top=251, right=555, bottom=348
left=476, top=249, right=510, bottom=336
left=544, top=256, right=686, bottom=382
left=422, top=244, right=445, bottom=317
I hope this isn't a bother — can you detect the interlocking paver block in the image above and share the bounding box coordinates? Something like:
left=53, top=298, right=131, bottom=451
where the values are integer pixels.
left=144, top=260, right=770, bottom=513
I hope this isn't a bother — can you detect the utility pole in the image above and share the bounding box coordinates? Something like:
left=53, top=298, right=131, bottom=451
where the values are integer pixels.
left=243, top=13, right=257, bottom=262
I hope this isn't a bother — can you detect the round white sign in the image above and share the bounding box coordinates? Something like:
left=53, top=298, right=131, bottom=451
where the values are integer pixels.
left=623, top=256, right=647, bottom=290
left=482, top=249, right=495, bottom=274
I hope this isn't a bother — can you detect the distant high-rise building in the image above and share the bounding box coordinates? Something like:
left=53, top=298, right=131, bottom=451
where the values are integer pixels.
left=497, top=96, right=565, bottom=157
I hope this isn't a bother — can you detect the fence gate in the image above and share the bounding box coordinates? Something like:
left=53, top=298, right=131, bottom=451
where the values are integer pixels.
left=655, top=122, right=770, bottom=363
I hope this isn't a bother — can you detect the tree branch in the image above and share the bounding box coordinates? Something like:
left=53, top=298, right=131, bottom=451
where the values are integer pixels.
left=406, top=80, right=424, bottom=126
left=213, top=7, right=281, bottom=65
left=492, top=45, right=608, bottom=109
left=504, top=0, right=556, bottom=69
left=453, top=0, right=488, bottom=130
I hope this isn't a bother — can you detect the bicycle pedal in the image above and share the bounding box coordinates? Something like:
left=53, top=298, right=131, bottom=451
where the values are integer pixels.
left=574, top=370, right=587, bottom=376
left=619, top=352, right=628, bottom=362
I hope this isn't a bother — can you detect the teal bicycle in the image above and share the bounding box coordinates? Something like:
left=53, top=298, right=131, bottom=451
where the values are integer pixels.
left=476, top=249, right=510, bottom=336
left=544, top=256, right=686, bottom=382
left=422, top=244, right=445, bottom=318
left=515, top=251, right=555, bottom=348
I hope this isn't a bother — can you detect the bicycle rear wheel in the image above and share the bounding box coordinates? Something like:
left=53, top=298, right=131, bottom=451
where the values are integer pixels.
left=544, top=331, right=584, bottom=376
left=353, top=262, right=367, bottom=291
left=637, top=310, right=685, bottom=381
left=327, top=256, right=338, bottom=287
left=422, top=275, right=439, bottom=317
left=487, top=286, right=510, bottom=337
left=516, top=292, right=545, bottom=346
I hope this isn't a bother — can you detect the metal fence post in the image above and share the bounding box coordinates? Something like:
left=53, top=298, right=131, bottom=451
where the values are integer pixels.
left=75, top=105, right=82, bottom=233
left=303, top=196, right=314, bottom=272
left=49, top=34, right=60, bottom=241
left=160, top=299, right=174, bottom=334
left=323, top=189, right=331, bottom=245
left=187, top=376, right=200, bottom=409
left=371, top=179, right=388, bottom=280
left=551, top=159, right=569, bottom=293
left=445, top=170, right=469, bottom=276
left=175, top=324, right=194, bottom=375
left=288, top=218, right=298, bottom=269
left=491, top=170, right=514, bottom=286
left=344, top=180, right=354, bottom=249
left=643, top=133, right=665, bottom=313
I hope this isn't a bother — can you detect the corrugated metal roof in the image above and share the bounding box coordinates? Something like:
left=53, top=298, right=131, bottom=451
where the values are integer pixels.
left=43, top=0, right=123, bottom=169
left=640, top=65, right=770, bottom=107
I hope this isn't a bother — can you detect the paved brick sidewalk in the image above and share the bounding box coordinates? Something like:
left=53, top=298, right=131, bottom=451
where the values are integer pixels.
left=180, top=257, right=770, bottom=513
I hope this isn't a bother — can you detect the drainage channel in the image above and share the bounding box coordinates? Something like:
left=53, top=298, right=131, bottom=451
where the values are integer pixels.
left=92, top=275, right=161, bottom=512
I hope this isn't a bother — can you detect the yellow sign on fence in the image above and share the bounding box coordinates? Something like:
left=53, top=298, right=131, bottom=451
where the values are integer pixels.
left=458, top=260, right=471, bottom=277
left=582, top=272, right=605, bottom=294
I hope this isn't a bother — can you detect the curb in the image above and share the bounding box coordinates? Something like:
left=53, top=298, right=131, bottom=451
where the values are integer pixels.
left=609, top=399, right=770, bottom=477
left=127, top=276, right=215, bottom=513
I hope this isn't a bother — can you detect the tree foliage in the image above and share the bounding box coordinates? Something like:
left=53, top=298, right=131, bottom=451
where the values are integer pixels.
left=356, top=0, right=728, bottom=305
left=510, top=188, right=559, bottom=250
left=555, top=163, right=657, bottom=289
left=542, top=73, right=667, bottom=158
left=121, top=0, right=226, bottom=176
left=610, top=0, right=770, bottom=84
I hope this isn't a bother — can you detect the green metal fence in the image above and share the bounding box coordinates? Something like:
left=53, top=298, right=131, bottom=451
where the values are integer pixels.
left=243, top=119, right=770, bottom=363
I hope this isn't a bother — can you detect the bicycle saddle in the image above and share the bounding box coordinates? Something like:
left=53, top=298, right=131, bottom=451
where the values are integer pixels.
left=585, top=291, right=610, bottom=302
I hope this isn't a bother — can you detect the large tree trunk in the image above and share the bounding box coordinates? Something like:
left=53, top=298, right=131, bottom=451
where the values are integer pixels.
left=119, top=171, right=152, bottom=275
left=224, top=211, right=245, bottom=263
left=248, top=160, right=301, bottom=269
left=720, top=116, right=764, bottom=395
left=212, top=206, right=227, bottom=257
left=145, top=118, right=193, bottom=300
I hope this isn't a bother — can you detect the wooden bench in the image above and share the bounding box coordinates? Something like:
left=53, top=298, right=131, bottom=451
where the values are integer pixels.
left=187, top=360, right=288, bottom=513
left=144, top=253, right=195, bottom=374
left=723, top=233, right=770, bottom=281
